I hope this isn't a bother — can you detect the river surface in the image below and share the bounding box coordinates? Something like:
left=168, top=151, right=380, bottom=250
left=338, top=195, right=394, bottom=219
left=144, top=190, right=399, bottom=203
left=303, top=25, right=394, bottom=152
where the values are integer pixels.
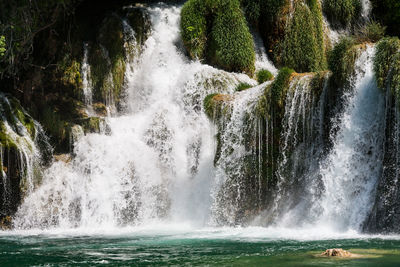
left=1, top=226, right=400, bottom=266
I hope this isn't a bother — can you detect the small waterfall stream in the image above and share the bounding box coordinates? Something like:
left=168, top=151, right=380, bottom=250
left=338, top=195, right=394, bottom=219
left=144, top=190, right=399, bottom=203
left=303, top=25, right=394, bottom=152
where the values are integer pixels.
left=81, top=43, right=94, bottom=114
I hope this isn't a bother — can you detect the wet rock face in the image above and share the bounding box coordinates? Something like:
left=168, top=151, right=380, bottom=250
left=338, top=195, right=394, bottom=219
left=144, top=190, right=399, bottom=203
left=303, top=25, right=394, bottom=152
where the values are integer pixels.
left=0, top=147, right=22, bottom=219
left=364, top=94, right=400, bottom=234
left=0, top=95, right=50, bottom=221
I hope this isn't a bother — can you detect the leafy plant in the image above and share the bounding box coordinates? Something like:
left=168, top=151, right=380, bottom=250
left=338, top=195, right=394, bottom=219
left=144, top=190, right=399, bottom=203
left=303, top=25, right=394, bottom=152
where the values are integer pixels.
left=280, top=1, right=326, bottom=72
left=355, top=20, right=386, bottom=43
left=181, top=0, right=255, bottom=75
left=0, top=36, right=6, bottom=57
left=257, top=69, right=273, bottom=83
left=235, top=82, right=253, bottom=91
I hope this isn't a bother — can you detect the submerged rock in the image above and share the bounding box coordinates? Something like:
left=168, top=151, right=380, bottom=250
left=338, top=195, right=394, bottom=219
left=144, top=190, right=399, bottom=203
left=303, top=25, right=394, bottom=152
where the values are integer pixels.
left=322, top=248, right=353, bottom=257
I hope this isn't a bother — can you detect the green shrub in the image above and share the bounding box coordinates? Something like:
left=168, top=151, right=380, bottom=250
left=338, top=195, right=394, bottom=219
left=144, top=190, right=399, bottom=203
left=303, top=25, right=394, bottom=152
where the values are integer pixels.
left=181, top=0, right=255, bottom=75
left=257, top=67, right=294, bottom=118
left=180, top=0, right=207, bottom=59
left=323, top=0, right=362, bottom=28
left=355, top=21, right=386, bottom=43
left=374, top=37, right=400, bottom=90
left=241, top=0, right=261, bottom=25
left=235, top=82, right=253, bottom=91
left=280, top=1, right=326, bottom=72
left=270, top=67, right=294, bottom=107
left=257, top=69, right=273, bottom=83
left=328, top=37, right=358, bottom=87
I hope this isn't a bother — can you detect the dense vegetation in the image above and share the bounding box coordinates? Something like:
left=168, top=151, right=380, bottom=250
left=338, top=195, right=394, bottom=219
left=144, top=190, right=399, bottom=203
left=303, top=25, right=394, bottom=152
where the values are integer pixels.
left=181, top=0, right=256, bottom=75
left=370, top=0, right=400, bottom=37
left=280, top=0, right=326, bottom=72
left=373, top=37, right=400, bottom=98
left=322, top=0, right=361, bottom=28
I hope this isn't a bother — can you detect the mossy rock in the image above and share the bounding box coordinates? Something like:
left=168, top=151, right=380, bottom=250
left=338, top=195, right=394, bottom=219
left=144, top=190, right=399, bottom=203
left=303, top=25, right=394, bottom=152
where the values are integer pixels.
left=58, top=55, right=83, bottom=98
left=181, top=0, right=255, bottom=75
left=125, top=7, right=151, bottom=47
left=92, top=102, right=108, bottom=117
left=279, top=0, right=326, bottom=73
left=267, top=67, right=294, bottom=112
left=374, top=37, right=400, bottom=90
left=98, top=15, right=124, bottom=61
left=89, top=14, right=128, bottom=108
left=0, top=95, right=36, bottom=140
left=323, top=0, right=362, bottom=28
left=328, top=37, right=364, bottom=88
left=77, top=117, right=105, bottom=134
left=203, top=93, right=233, bottom=120
left=235, top=82, right=253, bottom=92
left=257, top=69, right=274, bottom=84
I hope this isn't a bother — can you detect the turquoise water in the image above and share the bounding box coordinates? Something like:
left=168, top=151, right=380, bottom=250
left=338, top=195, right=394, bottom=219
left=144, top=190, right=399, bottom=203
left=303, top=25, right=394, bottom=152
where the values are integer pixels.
left=1, top=227, right=400, bottom=266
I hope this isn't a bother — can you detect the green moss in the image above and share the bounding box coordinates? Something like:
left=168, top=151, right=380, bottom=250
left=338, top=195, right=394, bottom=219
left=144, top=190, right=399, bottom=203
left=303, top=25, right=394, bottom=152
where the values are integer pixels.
left=374, top=37, right=400, bottom=90
left=0, top=123, right=17, bottom=149
left=111, top=56, right=126, bottom=104
left=89, top=44, right=109, bottom=102
left=40, top=106, right=68, bottom=143
left=204, top=93, right=219, bottom=118
left=181, top=0, right=255, bottom=75
left=235, top=82, right=253, bottom=91
left=180, top=0, right=207, bottom=59
left=1, top=96, right=36, bottom=138
left=323, top=0, right=361, bottom=28
left=328, top=37, right=360, bottom=87
left=257, top=69, right=273, bottom=83
left=257, top=67, right=294, bottom=118
left=0, top=35, right=6, bottom=58
left=270, top=67, right=294, bottom=108
left=78, top=117, right=104, bottom=134
left=60, top=58, right=82, bottom=90
left=280, top=1, right=326, bottom=73
left=89, top=15, right=127, bottom=106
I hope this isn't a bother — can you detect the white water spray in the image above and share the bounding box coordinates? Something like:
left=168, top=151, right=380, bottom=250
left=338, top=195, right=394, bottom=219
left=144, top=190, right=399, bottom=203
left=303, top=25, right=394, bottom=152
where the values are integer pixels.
left=13, top=5, right=259, bottom=230
left=316, top=45, right=385, bottom=231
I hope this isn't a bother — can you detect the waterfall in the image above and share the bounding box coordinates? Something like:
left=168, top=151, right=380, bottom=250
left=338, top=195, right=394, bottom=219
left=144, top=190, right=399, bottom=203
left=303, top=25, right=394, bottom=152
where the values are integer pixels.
left=315, top=45, right=385, bottom=231
left=0, top=94, right=51, bottom=217
left=13, top=5, right=255, bottom=230
left=81, top=43, right=93, bottom=114
left=7, top=3, right=386, bottom=233
left=211, top=84, right=269, bottom=225
left=270, top=73, right=329, bottom=226
left=268, top=46, right=385, bottom=231
left=252, top=30, right=278, bottom=75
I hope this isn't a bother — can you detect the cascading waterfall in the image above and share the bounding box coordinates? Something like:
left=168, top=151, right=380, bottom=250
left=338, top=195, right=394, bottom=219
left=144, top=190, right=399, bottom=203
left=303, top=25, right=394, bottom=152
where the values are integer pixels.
left=12, top=5, right=259, bottom=229
left=270, top=73, right=329, bottom=226
left=8, top=3, right=386, bottom=234
left=315, top=45, right=385, bottom=231
left=211, top=83, right=269, bottom=225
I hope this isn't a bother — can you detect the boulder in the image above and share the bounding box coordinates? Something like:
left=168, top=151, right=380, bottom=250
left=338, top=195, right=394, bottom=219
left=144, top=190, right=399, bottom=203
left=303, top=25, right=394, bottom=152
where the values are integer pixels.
left=322, top=248, right=353, bottom=257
